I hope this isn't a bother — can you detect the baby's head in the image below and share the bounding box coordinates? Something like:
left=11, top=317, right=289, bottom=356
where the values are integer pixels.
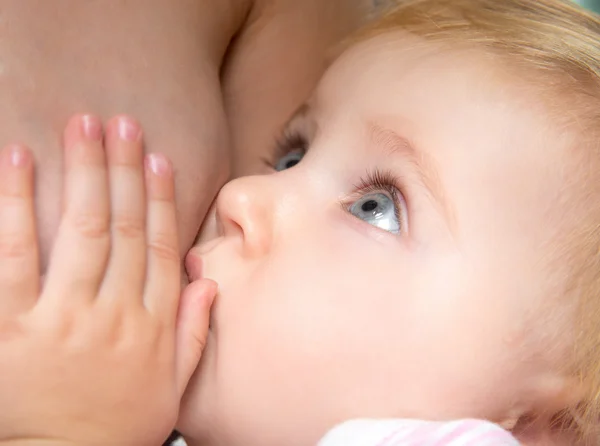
left=180, top=1, right=600, bottom=445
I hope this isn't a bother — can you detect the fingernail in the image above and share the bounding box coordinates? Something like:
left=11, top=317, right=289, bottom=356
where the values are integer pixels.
left=9, top=145, right=30, bottom=168
left=118, top=116, right=141, bottom=142
left=1, top=145, right=30, bottom=169
left=81, top=115, right=103, bottom=141
left=146, top=153, right=171, bottom=176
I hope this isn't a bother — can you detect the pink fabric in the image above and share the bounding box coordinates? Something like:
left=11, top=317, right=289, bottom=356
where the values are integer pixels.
left=318, top=419, right=520, bottom=446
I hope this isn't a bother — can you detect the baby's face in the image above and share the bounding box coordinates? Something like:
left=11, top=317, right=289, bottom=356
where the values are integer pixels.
left=179, top=33, right=575, bottom=446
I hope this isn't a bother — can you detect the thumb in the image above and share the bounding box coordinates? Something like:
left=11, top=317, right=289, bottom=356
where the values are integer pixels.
left=175, top=278, right=217, bottom=397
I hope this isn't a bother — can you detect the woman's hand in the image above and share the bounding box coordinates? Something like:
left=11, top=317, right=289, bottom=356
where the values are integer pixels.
left=0, top=114, right=215, bottom=446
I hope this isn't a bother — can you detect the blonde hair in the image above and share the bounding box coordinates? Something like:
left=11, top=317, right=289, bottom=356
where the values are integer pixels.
left=354, top=0, right=600, bottom=442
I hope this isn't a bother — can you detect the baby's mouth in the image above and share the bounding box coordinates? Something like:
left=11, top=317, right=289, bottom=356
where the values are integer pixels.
left=184, top=252, right=218, bottom=332
left=185, top=237, right=224, bottom=282
left=185, top=251, right=204, bottom=282
left=208, top=298, right=220, bottom=333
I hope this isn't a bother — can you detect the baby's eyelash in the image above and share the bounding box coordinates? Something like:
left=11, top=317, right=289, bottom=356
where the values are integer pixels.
left=353, top=169, right=401, bottom=197
left=343, top=169, right=407, bottom=231
left=262, top=129, right=309, bottom=168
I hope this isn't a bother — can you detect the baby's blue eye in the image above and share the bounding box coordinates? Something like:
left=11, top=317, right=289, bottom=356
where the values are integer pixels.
left=275, top=149, right=305, bottom=171
left=349, top=192, right=401, bottom=234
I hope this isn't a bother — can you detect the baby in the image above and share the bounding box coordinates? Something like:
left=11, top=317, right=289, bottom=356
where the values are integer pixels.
left=1, top=0, right=600, bottom=445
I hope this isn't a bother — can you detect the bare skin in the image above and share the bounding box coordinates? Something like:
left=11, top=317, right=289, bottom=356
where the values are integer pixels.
left=0, top=0, right=369, bottom=274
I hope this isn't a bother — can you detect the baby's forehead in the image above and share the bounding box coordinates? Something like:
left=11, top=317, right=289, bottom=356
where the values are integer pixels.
left=321, top=32, right=567, bottom=150
left=324, top=32, right=522, bottom=108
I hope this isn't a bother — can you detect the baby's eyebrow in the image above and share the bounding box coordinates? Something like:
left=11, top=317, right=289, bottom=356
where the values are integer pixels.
left=368, top=123, right=456, bottom=231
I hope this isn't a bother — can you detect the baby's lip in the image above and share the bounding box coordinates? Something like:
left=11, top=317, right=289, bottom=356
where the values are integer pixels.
left=185, top=251, right=203, bottom=282
left=185, top=237, right=223, bottom=282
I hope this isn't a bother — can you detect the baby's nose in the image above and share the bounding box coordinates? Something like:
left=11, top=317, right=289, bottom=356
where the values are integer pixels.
left=215, top=176, right=274, bottom=257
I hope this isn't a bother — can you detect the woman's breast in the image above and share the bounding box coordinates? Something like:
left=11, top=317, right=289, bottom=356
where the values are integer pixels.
left=0, top=0, right=236, bottom=270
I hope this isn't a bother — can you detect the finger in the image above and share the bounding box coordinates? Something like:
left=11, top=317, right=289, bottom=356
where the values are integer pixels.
left=175, top=279, right=216, bottom=396
left=99, top=116, right=146, bottom=307
left=143, top=153, right=181, bottom=318
left=43, top=114, right=110, bottom=306
left=0, top=144, right=39, bottom=314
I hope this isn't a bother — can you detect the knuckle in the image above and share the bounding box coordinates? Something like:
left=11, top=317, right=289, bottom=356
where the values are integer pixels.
left=69, top=212, right=110, bottom=239
left=0, top=232, right=34, bottom=259
left=112, top=217, right=144, bottom=240
left=148, top=233, right=179, bottom=263
left=0, top=187, right=29, bottom=200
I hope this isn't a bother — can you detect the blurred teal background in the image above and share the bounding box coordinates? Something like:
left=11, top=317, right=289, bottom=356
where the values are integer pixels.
left=574, top=0, right=600, bottom=13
